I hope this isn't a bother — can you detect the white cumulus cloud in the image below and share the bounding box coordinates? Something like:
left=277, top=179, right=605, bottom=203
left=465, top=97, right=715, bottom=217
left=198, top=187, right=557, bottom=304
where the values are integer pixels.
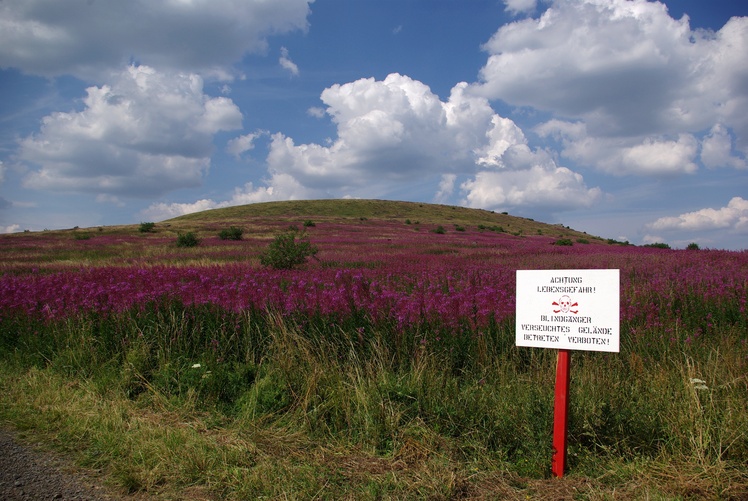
left=142, top=198, right=224, bottom=221
left=255, top=74, right=601, bottom=211
left=265, top=75, right=487, bottom=191
left=537, top=120, right=699, bottom=175
left=141, top=173, right=311, bottom=221
left=434, top=174, right=456, bottom=204
left=647, top=197, right=748, bottom=232
left=0, top=0, right=313, bottom=79
left=475, top=0, right=748, bottom=177
left=701, top=124, right=747, bottom=169
left=461, top=148, right=602, bottom=210
left=20, top=65, right=243, bottom=198
left=504, top=0, right=537, bottom=15
left=227, top=131, right=266, bottom=160
left=145, top=72, right=603, bottom=217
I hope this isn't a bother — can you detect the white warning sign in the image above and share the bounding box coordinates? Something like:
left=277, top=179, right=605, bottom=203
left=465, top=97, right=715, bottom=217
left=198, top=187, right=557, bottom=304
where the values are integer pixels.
left=516, top=269, right=620, bottom=352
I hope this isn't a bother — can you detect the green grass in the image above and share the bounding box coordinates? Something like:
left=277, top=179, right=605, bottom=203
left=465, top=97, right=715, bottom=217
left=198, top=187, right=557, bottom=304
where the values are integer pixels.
left=164, top=199, right=599, bottom=242
left=1, top=304, right=746, bottom=499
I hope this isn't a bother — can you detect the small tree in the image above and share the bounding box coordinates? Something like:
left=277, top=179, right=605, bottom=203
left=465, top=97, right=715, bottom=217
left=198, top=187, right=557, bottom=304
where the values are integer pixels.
left=176, top=231, right=201, bottom=248
left=139, top=221, right=156, bottom=233
left=259, top=227, right=318, bottom=270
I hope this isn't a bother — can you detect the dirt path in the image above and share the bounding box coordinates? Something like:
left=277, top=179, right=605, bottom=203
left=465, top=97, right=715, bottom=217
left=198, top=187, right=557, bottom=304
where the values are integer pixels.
left=0, top=427, right=125, bottom=501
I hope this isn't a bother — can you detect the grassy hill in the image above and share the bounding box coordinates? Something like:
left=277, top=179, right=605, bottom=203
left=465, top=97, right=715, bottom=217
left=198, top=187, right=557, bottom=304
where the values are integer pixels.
left=1, top=199, right=605, bottom=243
left=0, top=199, right=611, bottom=272
left=163, top=199, right=603, bottom=242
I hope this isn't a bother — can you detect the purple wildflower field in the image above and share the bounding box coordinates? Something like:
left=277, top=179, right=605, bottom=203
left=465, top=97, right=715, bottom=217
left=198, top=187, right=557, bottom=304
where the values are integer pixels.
left=1, top=220, right=746, bottom=340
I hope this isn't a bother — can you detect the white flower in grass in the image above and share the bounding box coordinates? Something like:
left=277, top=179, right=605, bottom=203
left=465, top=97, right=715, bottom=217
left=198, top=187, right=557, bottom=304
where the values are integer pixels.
left=191, top=363, right=202, bottom=369
left=689, top=378, right=708, bottom=390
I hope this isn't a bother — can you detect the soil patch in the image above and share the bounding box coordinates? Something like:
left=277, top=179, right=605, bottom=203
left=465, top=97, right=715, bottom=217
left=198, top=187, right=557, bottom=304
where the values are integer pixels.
left=0, top=427, right=130, bottom=501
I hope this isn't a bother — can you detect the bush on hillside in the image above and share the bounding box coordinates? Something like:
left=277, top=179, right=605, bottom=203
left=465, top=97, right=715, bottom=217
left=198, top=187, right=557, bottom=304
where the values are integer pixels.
left=218, top=226, right=244, bottom=241
left=176, top=232, right=201, bottom=248
left=645, top=242, right=671, bottom=249
left=259, top=227, right=318, bottom=270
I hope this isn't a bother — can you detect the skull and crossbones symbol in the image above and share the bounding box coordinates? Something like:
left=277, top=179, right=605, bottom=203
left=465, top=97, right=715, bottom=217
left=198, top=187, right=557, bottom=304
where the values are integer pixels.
left=552, top=295, right=578, bottom=314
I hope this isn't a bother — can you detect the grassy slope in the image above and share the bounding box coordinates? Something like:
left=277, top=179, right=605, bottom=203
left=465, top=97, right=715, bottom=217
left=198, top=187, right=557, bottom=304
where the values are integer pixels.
left=0, top=200, right=608, bottom=271
left=164, top=199, right=600, bottom=240
left=159, top=199, right=603, bottom=242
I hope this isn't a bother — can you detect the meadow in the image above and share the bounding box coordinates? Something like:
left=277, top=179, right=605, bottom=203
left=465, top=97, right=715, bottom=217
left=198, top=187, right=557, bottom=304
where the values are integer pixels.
left=0, top=200, right=746, bottom=499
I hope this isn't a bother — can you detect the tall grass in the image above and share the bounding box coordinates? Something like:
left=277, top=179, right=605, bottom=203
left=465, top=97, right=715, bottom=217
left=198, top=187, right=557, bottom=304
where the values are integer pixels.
left=1, top=292, right=746, bottom=497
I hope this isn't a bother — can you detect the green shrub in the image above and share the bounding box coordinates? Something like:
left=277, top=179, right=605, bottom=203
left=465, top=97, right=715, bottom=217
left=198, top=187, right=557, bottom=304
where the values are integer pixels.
left=139, top=222, right=156, bottom=233
left=606, top=238, right=629, bottom=245
left=478, top=224, right=505, bottom=233
left=553, top=238, right=573, bottom=246
left=454, top=225, right=466, bottom=232
left=644, top=242, right=671, bottom=249
left=259, top=227, right=318, bottom=270
left=218, top=226, right=243, bottom=241
left=176, top=232, right=201, bottom=248
left=432, top=225, right=446, bottom=234
left=576, top=238, right=590, bottom=244
left=303, top=220, right=316, bottom=228
left=687, top=242, right=700, bottom=250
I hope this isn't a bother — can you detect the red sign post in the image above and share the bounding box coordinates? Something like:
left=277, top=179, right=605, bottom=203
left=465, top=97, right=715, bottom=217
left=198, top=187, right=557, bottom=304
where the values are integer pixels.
left=551, top=349, right=571, bottom=477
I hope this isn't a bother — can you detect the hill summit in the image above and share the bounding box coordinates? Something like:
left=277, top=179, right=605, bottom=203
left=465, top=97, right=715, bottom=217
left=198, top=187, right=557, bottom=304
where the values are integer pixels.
left=164, top=199, right=601, bottom=242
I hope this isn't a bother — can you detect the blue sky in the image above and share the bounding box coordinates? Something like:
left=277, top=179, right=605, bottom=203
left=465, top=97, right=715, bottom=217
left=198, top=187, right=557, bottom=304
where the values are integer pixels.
left=1, top=0, right=747, bottom=249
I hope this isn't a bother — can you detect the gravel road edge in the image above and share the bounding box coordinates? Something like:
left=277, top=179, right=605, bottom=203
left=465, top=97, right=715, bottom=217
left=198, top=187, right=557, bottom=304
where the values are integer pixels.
left=0, top=427, right=125, bottom=501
